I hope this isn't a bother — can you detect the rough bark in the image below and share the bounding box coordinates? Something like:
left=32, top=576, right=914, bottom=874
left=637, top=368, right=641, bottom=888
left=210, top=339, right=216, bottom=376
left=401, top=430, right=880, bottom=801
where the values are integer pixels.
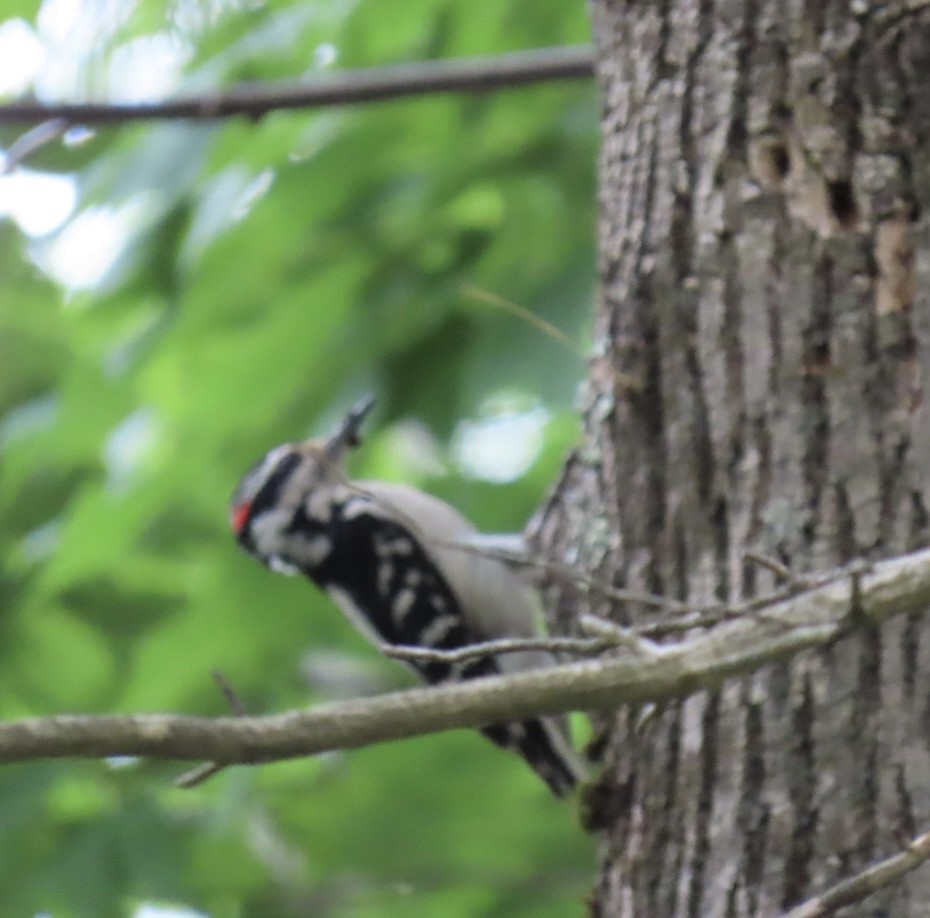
left=534, top=2, right=930, bottom=914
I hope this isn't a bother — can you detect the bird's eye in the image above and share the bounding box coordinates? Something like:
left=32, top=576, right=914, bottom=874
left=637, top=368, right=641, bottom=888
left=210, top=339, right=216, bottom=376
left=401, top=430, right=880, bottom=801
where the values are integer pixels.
left=230, top=448, right=302, bottom=539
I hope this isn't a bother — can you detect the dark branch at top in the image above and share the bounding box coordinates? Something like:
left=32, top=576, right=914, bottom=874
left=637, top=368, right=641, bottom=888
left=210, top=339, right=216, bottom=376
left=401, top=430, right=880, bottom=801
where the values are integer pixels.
left=0, top=46, right=595, bottom=127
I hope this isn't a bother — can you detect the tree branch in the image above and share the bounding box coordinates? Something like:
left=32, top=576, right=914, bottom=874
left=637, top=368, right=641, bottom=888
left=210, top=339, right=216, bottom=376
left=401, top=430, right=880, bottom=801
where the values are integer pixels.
left=0, top=46, right=595, bottom=127
left=382, top=634, right=624, bottom=666
left=434, top=536, right=690, bottom=612
left=1, top=546, right=930, bottom=768
left=783, top=829, right=930, bottom=918
left=1, top=117, right=68, bottom=172
left=381, top=613, right=664, bottom=667
left=174, top=670, right=247, bottom=788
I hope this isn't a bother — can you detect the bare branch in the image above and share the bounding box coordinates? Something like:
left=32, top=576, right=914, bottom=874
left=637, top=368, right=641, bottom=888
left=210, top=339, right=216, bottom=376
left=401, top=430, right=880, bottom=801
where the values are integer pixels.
left=175, top=758, right=225, bottom=789
left=0, top=46, right=595, bottom=127
left=783, top=829, right=930, bottom=918
left=636, top=606, right=738, bottom=637
left=174, top=755, right=226, bottom=789
left=0, top=546, right=929, bottom=769
left=381, top=634, right=624, bottom=665
left=578, top=613, right=662, bottom=656
left=637, top=564, right=856, bottom=638
left=212, top=669, right=246, bottom=717
left=435, top=537, right=689, bottom=613
left=175, top=670, right=248, bottom=788
left=743, top=549, right=795, bottom=583
left=2, top=118, right=68, bottom=172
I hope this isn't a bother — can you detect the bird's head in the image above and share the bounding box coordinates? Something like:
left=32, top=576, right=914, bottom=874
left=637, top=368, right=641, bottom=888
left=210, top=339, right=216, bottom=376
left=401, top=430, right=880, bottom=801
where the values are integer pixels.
left=229, top=395, right=376, bottom=569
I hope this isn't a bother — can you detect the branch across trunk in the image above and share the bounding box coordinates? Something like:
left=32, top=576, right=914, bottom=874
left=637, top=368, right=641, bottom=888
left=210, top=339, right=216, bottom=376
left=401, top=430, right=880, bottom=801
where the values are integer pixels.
left=3, top=549, right=930, bottom=769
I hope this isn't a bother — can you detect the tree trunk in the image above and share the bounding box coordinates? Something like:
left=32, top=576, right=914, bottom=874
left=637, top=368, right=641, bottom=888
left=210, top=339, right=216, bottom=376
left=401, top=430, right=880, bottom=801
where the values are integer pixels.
left=536, top=2, right=930, bottom=914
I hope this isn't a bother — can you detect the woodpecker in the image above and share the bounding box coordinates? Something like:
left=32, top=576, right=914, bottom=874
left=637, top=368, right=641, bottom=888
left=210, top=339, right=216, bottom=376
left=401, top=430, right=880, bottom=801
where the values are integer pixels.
left=229, top=396, right=584, bottom=796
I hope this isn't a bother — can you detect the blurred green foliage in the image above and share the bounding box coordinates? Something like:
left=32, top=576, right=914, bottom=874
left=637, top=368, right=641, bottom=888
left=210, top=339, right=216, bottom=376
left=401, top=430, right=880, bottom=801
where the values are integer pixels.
left=0, top=0, right=598, bottom=915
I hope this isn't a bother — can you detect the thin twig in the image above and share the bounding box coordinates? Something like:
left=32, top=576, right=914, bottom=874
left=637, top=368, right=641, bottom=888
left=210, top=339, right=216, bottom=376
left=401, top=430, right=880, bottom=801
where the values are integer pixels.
left=637, top=563, right=860, bottom=639
left=744, top=550, right=794, bottom=583
left=433, top=538, right=689, bottom=613
left=2, top=118, right=69, bottom=173
left=783, top=829, right=930, bottom=918
left=175, top=670, right=246, bottom=788
left=175, top=757, right=227, bottom=789
left=635, top=606, right=733, bottom=638
left=462, top=285, right=587, bottom=358
left=0, top=46, right=595, bottom=127
left=460, top=285, right=645, bottom=393
left=439, top=536, right=860, bottom=643
left=213, top=670, right=246, bottom=717
left=382, top=634, right=622, bottom=666
left=578, top=613, right=662, bottom=656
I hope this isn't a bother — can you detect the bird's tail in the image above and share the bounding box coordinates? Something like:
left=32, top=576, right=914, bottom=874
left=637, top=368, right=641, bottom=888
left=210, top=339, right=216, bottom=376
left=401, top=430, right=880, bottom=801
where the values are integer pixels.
left=482, top=718, right=588, bottom=797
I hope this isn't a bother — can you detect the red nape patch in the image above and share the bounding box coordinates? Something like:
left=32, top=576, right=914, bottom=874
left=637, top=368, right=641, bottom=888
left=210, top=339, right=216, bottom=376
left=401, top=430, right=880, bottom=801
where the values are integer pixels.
left=230, top=501, right=251, bottom=534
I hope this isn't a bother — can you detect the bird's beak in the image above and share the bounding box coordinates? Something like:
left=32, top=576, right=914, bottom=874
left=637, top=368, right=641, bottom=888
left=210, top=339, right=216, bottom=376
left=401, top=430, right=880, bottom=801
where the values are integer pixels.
left=323, top=394, right=377, bottom=459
